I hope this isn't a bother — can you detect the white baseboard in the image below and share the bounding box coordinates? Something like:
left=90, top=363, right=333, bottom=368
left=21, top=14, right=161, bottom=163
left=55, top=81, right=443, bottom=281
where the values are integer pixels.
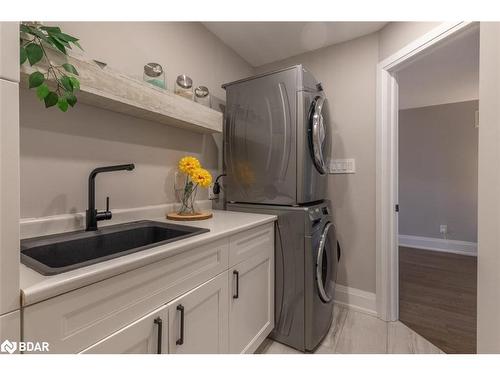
left=398, top=234, right=477, bottom=256
left=20, top=200, right=212, bottom=239
left=334, top=284, right=377, bottom=317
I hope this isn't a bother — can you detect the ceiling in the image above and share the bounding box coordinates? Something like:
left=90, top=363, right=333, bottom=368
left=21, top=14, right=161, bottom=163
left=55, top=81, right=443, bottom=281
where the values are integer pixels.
left=397, top=26, right=480, bottom=110
left=203, top=22, right=387, bottom=67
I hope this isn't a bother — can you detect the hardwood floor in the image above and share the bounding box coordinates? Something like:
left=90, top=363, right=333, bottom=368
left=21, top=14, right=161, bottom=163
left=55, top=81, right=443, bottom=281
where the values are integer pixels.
left=399, top=246, right=477, bottom=353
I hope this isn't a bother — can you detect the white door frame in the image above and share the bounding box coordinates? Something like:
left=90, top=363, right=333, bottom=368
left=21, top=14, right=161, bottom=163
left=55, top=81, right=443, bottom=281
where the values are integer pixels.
left=375, top=21, right=477, bottom=321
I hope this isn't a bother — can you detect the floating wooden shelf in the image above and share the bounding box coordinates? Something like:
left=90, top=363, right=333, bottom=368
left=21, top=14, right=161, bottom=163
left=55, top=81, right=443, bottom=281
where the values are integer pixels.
left=20, top=55, right=223, bottom=133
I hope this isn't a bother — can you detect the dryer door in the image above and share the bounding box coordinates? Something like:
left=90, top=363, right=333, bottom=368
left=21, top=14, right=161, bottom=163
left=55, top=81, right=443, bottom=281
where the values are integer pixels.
left=315, top=222, right=337, bottom=303
left=224, top=69, right=298, bottom=205
left=308, top=96, right=331, bottom=175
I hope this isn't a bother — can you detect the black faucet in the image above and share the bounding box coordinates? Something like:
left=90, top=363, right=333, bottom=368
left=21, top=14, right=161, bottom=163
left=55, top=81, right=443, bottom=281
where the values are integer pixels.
left=85, top=164, right=135, bottom=231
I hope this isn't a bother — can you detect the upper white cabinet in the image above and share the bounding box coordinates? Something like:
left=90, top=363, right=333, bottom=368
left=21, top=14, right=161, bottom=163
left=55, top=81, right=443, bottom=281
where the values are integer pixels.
left=0, top=22, right=19, bottom=82
left=81, top=305, right=168, bottom=354
left=229, top=246, right=274, bottom=353
left=167, top=272, right=229, bottom=354
left=0, top=78, right=20, bottom=315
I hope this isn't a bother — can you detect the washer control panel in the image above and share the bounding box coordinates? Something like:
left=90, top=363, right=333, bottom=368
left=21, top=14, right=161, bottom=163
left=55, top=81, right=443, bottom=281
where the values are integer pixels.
left=308, top=204, right=329, bottom=223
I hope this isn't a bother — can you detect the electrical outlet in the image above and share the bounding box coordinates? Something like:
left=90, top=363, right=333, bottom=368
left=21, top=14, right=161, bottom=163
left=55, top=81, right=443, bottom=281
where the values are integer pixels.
left=329, top=159, right=356, bottom=174
left=440, top=224, right=448, bottom=234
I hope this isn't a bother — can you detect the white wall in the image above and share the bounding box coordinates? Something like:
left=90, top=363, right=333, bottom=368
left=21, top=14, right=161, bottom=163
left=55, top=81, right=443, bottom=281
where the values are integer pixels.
left=398, top=101, right=479, bottom=242
left=20, top=22, right=254, bottom=219
left=379, top=22, right=442, bottom=61
left=477, top=22, right=500, bottom=354
left=256, top=33, right=379, bottom=293
left=55, top=22, right=250, bottom=102
left=397, top=27, right=479, bottom=109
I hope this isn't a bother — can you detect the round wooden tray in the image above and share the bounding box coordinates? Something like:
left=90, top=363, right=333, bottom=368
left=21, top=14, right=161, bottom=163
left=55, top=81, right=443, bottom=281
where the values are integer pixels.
left=166, top=211, right=213, bottom=221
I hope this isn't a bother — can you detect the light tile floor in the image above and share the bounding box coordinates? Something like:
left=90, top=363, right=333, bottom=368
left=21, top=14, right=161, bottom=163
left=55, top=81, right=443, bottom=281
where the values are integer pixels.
left=257, top=305, right=444, bottom=354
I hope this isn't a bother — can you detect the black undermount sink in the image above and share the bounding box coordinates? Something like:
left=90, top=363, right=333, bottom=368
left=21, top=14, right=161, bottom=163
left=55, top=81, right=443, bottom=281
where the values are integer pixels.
left=21, top=220, right=209, bottom=276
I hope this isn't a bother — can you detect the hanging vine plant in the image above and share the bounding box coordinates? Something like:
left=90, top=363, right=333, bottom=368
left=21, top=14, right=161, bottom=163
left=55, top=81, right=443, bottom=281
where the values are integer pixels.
left=20, top=22, right=83, bottom=112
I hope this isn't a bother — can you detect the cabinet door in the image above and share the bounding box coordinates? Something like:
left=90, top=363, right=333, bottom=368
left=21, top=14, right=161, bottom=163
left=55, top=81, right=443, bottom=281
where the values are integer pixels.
left=81, top=305, right=168, bottom=354
left=0, top=310, right=20, bottom=354
left=24, top=237, right=229, bottom=354
left=0, top=79, right=20, bottom=315
left=168, top=272, right=228, bottom=354
left=229, top=250, right=274, bottom=353
left=0, top=23, right=19, bottom=81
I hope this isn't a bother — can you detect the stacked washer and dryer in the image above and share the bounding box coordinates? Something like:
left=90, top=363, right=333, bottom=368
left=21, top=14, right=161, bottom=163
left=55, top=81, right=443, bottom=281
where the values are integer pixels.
left=222, top=65, right=340, bottom=352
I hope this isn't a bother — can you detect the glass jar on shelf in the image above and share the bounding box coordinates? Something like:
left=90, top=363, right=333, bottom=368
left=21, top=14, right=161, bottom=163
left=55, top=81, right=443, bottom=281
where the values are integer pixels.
left=175, top=74, right=194, bottom=100
left=194, top=86, right=211, bottom=107
left=143, top=63, right=166, bottom=89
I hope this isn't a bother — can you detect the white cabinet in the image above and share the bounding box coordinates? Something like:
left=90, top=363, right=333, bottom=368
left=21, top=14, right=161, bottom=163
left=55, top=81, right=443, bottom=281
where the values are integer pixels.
left=229, top=223, right=274, bottom=267
left=81, top=305, right=168, bottom=354
left=0, top=310, right=20, bottom=354
left=23, top=238, right=229, bottom=353
left=229, top=249, right=274, bottom=354
left=0, top=22, right=19, bottom=82
left=0, top=22, right=20, bottom=316
left=0, top=78, right=20, bottom=315
left=168, top=272, right=228, bottom=354
left=22, top=222, right=275, bottom=354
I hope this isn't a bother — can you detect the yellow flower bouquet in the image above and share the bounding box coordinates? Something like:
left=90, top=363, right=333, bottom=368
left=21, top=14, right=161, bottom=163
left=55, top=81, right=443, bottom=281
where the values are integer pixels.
left=176, top=156, right=212, bottom=216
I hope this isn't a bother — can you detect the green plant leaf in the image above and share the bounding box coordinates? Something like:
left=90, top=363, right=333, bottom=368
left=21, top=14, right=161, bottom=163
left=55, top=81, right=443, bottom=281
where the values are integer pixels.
left=53, top=32, right=78, bottom=43
left=40, top=26, right=61, bottom=33
left=60, top=75, right=73, bottom=92
left=69, top=77, right=80, bottom=91
left=36, top=83, right=49, bottom=100
left=20, top=24, right=30, bottom=33
left=57, top=97, right=69, bottom=112
left=52, top=35, right=71, bottom=48
left=25, top=43, right=43, bottom=65
left=47, top=36, right=66, bottom=54
left=21, top=24, right=82, bottom=112
left=62, top=63, right=78, bottom=75
left=65, top=93, right=77, bottom=107
left=20, top=46, right=27, bottom=64
left=26, top=26, right=49, bottom=42
left=44, top=91, right=58, bottom=108
left=28, top=71, right=45, bottom=88
left=72, top=40, right=84, bottom=51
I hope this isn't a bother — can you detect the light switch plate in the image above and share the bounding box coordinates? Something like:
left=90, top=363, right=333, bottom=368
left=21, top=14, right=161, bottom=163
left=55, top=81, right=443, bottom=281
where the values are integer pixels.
left=329, top=158, right=356, bottom=174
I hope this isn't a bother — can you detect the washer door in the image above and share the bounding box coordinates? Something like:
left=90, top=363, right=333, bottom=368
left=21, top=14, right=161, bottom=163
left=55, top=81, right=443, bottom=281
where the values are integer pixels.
left=315, top=222, right=336, bottom=303
left=308, top=96, right=331, bottom=175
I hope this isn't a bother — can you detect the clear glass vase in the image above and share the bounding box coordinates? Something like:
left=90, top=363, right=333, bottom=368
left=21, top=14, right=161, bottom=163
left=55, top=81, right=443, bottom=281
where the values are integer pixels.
left=177, top=181, right=198, bottom=215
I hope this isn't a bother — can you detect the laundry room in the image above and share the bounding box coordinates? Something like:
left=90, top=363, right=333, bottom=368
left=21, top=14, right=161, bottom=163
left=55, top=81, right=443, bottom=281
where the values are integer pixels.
left=1, top=1, right=500, bottom=374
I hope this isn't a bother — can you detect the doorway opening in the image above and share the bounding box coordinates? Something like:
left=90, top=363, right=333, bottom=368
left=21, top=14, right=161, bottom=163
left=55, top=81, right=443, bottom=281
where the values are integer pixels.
left=396, top=26, right=479, bottom=353
left=375, top=21, right=480, bottom=352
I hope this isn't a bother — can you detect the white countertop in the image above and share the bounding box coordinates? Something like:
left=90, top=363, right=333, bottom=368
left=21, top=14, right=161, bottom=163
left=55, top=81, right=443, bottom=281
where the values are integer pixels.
left=20, top=210, right=276, bottom=306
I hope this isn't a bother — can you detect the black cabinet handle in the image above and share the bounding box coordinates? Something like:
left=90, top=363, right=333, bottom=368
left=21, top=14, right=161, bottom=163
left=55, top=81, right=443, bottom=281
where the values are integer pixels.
left=176, top=304, right=185, bottom=345
left=233, top=270, right=239, bottom=299
left=153, top=317, right=162, bottom=354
